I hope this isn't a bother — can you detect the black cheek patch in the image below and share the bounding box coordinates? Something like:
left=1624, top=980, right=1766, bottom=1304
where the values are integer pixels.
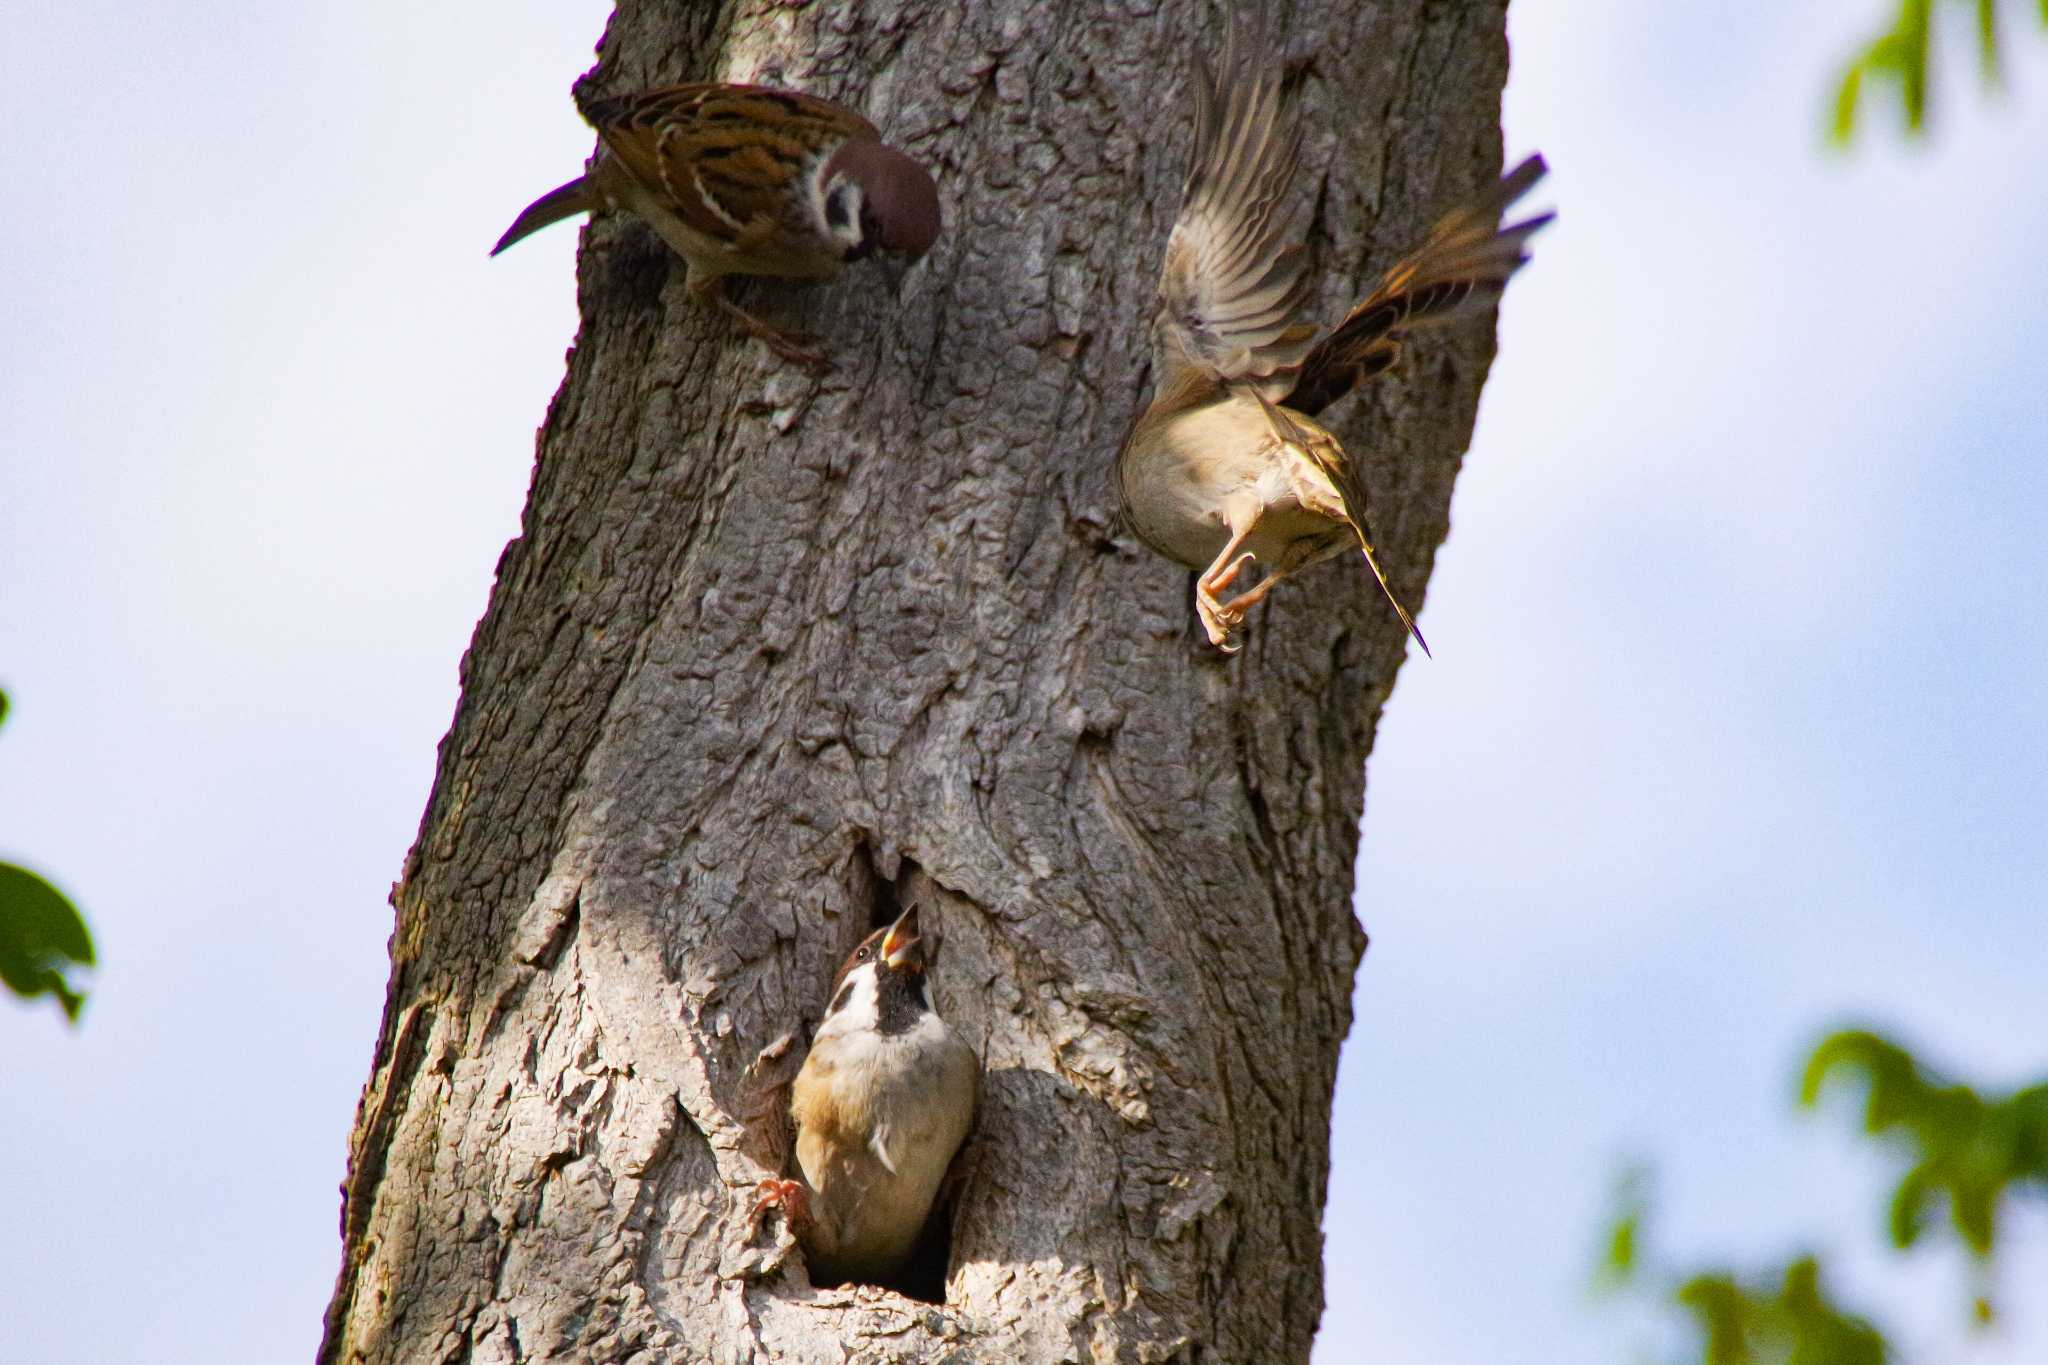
left=873, top=966, right=928, bottom=1037
left=826, top=980, right=856, bottom=1017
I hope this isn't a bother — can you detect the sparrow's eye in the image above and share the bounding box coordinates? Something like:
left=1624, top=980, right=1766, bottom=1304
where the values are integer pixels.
left=855, top=946, right=871, bottom=961
left=824, top=185, right=853, bottom=232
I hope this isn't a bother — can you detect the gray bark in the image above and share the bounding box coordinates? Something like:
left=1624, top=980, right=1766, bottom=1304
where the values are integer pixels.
left=321, top=1, right=1510, bottom=1361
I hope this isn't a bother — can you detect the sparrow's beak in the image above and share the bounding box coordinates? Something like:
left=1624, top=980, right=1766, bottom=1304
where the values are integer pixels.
left=880, top=906, right=922, bottom=971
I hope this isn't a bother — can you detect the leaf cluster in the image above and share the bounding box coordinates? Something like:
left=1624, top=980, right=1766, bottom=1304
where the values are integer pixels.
left=1800, top=1028, right=2048, bottom=1261
left=1832, top=0, right=2048, bottom=143
left=1674, top=1258, right=1888, bottom=1365
left=1595, top=1027, right=2047, bottom=1363
left=1597, top=1166, right=1891, bottom=1365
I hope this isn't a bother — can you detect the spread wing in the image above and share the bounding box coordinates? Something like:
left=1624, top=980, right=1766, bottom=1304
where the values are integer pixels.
left=1150, top=3, right=1317, bottom=399
left=1286, top=154, right=1553, bottom=417
left=576, top=82, right=880, bottom=247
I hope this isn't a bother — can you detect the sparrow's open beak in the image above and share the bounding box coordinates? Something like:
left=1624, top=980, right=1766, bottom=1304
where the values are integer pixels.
left=880, top=906, right=922, bottom=971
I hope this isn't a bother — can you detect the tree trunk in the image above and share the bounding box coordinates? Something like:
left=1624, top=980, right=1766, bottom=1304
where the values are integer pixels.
left=321, top=1, right=1509, bottom=1360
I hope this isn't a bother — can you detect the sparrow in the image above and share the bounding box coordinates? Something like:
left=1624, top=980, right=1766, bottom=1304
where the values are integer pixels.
left=492, top=82, right=943, bottom=365
left=1115, top=4, right=1553, bottom=653
left=753, top=906, right=979, bottom=1287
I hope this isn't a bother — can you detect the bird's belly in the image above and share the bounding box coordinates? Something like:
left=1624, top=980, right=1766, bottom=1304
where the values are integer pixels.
left=794, top=1023, right=977, bottom=1281
left=809, top=1132, right=954, bottom=1278
left=1123, top=427, right=1333, bottom=570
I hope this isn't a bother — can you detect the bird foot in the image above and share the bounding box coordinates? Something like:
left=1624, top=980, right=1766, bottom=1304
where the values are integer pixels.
left=750, top=1178, right=810, bottom=1240
left=715, top=296, right=829, bottom=369
left=1201, top=551, right=1258, bottom=596
left=1196, top=590, right=1246, bottom=653
left=749, top=323, right=829, bottom=370
left=1196, top=552, right=1258, bottom=652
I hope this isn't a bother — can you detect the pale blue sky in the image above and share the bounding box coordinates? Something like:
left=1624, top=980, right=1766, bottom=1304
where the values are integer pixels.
left=2, top=4, right=2042, bottom=1363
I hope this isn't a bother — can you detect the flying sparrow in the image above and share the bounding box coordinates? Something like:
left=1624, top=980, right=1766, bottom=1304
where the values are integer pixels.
left=492, top=82, right=943, bottom=365
left=1116, top=7, right=1552, bottom=653
left=754, top=906, right=979, bottom=1287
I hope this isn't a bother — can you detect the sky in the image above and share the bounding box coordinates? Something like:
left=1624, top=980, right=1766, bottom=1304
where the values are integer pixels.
left=1, top=3, right=2041, bottom=1364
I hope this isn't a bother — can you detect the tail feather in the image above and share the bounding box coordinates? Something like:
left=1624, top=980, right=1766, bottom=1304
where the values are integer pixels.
left=1254, top=391, right=1431, bottom=657
left=491, top=175, right=596, bottom=256
left=1285, top=153, right=1552, bottom=417
left=1481, top=152, right=1550, bottom=220
left=1354, top=524, right=1430, bottom=659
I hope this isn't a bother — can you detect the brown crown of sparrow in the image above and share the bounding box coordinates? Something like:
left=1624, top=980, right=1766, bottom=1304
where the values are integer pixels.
left=1117, top=4, right=1552, bottom=653
left=494, top=81, right=941, bottom=366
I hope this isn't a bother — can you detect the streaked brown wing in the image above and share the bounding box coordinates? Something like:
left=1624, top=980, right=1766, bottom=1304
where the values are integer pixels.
left=578, top=83, right=881, bottom=247
left=1286, top=154, right=1552, bottom=417
left=1151, top=2, right=1317, bottom=397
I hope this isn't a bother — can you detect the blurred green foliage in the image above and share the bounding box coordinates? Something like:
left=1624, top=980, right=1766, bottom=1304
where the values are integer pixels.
left=1802, top=1029, right=2048, bottom=1262
left=1676, top=1259, right=1888, bottom=1365
left=1598, top=1027, right=2048, bottom=1363
left=0, top=686, right=96, bottom=1022
left=1833, top=0, right=2048, bottom=143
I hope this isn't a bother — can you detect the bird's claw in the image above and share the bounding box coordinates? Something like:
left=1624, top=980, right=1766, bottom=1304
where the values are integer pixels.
left=1204, top=551, right=1257, bottom=596
left=749, top=1178, right=810, bottom=1239
left=1196, top=593, right=1246, bottom=653
left=732, top=320, right=827, bottom=369
left=757, top=329, right=829, bottom=370
left=1196, top=551, right=1257, bottom=651
left=714, top=294, right=831, bottom=369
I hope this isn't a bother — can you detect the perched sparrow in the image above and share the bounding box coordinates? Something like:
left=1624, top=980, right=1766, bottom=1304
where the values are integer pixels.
left=754, top=907, right=978, bottom=1287
left=1116, top=7, right=1552, bottom=653
left=492, top=82, right=942, bottom=365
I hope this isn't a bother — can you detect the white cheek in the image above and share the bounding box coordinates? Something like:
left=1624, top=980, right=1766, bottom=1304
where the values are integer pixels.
left=814, top=176, right=866, bottom=253
left=816, top=965, right=880, bottom=1040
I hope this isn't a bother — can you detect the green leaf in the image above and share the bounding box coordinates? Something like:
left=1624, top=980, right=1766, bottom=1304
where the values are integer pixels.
left=1951, top=1168, right=1997, bottom=1256
left=1977, top=0, right=2003, bottom=83
left=1605, top=1213, right=1638, bottom=1281
left=1613, top=1025, right=2046, bottom=1354
left=1673, top=1256, right=1892, bottom=1365
left=1801, top=1029, right=1922, bottom=1119
left=0, top=862, right=95, bottom=1021
left=1895, top=0, right=1932, bottom=131
left=1832, top=62, right=1867, bottom=144
left=1771, top=1257, right=1887, bottom=1365
left=1832, top=0, right=2048, bottom=149
left=1594, top=1163, right=1652, bottom=1288
left=0, top=685, right=10, bottom=730
left=1887, top=1164, right=1931, bottom=1248
left=2006, top=1084, right=2048, bottom=1180
left=1676, top=1273, right=1752, bottom=1365
left=1805, top=1024, right=2048, bottom=1285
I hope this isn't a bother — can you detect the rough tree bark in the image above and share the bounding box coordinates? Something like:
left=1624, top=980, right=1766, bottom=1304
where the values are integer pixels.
left=321, top=1, right=1510, bottom=1360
